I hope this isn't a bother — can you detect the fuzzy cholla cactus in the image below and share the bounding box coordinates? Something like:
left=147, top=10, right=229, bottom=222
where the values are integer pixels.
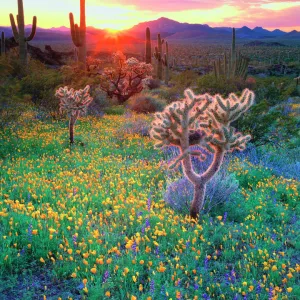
left=55, top=85, right=93, bottom=144
left=150, top=88, right=255, bottom=218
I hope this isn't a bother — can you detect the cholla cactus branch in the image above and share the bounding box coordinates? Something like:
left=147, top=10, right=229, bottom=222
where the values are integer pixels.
left=151, top=88, right=255, bottom=218
left=55, top=85, right=93, bottom=144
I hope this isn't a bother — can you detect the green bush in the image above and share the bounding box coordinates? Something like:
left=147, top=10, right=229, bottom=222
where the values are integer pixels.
left=20, top=60, right=62, bottom=111
left=103, top=105, right=125, bottom=115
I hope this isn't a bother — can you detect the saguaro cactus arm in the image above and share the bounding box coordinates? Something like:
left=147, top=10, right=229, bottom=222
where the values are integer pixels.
left=26, top=16, right=37, bottom=41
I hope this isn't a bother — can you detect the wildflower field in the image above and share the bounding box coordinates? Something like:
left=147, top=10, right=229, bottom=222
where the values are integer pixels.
left=0, top=110, right=299, bottom=300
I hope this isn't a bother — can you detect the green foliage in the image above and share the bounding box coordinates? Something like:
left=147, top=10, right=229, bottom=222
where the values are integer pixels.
left=235, top=100, right=299, bottom=147
left=103, top=105, right=125, bottom=115
left=196, top=74, right=254, bottom=96
left=254, top=76, right=300, bottom=105
left=20, top=60, right=62, bottom=110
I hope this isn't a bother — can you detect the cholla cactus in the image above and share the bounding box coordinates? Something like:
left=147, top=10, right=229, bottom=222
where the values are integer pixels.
left=150, top=88, right=255, bottom=218
left=55, top=85, right=93, bottom=144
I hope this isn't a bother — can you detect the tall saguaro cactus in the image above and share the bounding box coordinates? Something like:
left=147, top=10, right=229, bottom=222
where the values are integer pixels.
left=213, top=27, right=249, bottom=81
left=9, top=0, right=37, bottom=64
left=69, top=0, right=86, bottom=70
left=150, top=88, right=254, bottom=218
left=162, top=41, right=170, bottom=85
left=154, top=33, right=164, bottom=80
left=145, top=27, right=152, bottom=64
left=0, top=32, right=5, bottom=56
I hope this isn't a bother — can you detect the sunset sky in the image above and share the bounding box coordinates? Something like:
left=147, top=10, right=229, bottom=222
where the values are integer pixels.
left=1, top=0, right=300, bottom=31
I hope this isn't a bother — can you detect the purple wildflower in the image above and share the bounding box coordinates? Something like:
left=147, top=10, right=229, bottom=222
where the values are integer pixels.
left=223, top=212, right=228, bottom=223
left=147, top=194, right=151, bottom=211
left=150, top=279, right=155, bottom=294
left=102, top=270, right=110, bottom=283
left=145, top=218, right=150, bottom=228
left=202, top=293, right=210, bottom=300
left=194, top=283, right=199, bottom=290
left=28, top=224, right=33, bottom=240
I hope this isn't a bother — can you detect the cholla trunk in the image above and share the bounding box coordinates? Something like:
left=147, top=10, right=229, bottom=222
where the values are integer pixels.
left=190, top=183, right=206, bottom=218
left=69, top=116, right=76, bottom=144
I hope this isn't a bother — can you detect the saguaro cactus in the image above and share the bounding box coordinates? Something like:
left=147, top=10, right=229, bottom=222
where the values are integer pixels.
left=145, top=27, right=152, bottom=64
left=0, top=32, right=5, bottom=56
left=154, top=33, right=164, bottom=80
left=150, top=88, right=254, bottom=218
left=55, top=85, right=93, bottom=144
left=213, top=28, right=249, bottom=81
left=69, top=0, right=86, bottom=70
left=162, top=41, right=170, bottom=85
left=9, top=0, right=37, bottom=64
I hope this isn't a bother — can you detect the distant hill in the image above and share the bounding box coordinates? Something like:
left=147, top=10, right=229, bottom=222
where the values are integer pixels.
left=244, top=41, right=286, bottom=47
left=1, top=17, right=299, bottom=44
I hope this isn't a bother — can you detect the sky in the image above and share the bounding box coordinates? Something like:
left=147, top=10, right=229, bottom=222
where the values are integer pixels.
left=1, top=0, right=300, bottom=31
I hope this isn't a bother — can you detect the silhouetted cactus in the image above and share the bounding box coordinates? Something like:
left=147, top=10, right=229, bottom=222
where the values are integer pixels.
left=0, top=32, right=5, bottom=56
left=213, top=28, right=249, bottom=81
left=145, top=27, right=151, bottom=64
left=154, top=33, right=164, bottom=80
left=69, top=0, right=86, bottom=70
left=151, top=88, right=254, bottom=218
left=55, top=85, right=93, bottom=144
left=162, top=41, right=170, bottom=85
left=9, top=0, right=37, bottom=64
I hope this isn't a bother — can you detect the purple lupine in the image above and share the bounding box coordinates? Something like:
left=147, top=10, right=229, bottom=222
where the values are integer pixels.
left=141, top=226, right=145, bottom=234
left=72, top=234, right=77, bottom=246
left=150, top=279, right=155, bottom=294
left=223, top=212, right=228, bottom=223
left=137, top=211, right=143, bottom=217
left=233, top=294, right=238, bottom=300
left=147, top=194, right=151, bottom=211
left=224, top=273, right=230, bottom=285
left=186, top=241, right=190, bottom=249
left=268, top=286, right=273, bottom=300
left=202, top=293, right=210, bottom=300
left=256, top=282, right=262, bottom=294
left=28, top=224, right=33, bottom=240
left=194, top=283, right=199, bottom=290
left=27, top=193, right=31, bottom=202
left=132, top=241, right=137, bottom=255
left=102, top=270, right=110, bottom=283
left=204, top=257, right=209, bottom=270
left=155, top=246, right=160, bottom=256
left=145, top=218, right=150, bottom=228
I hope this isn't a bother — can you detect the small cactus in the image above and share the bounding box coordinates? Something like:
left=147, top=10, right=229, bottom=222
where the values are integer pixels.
left=9, top=0, right=37, bottom=64
left=55, top=85, right=93, bottom=144
left=0, top=32, right=5, bottom=56
left=145, top=27, right=151, bottom=64
left=154, top=33, right=164, bottom=80
left=150, top=88, right=255, bottom=218
left=162, top=41, right=170, bottom=85
left=69, top=0, right=86, bottom=70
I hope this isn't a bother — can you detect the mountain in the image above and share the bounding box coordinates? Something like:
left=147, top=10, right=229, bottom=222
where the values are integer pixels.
left=283, top=30, right=300, bottom=38
left=244, top=40, right=286, bottom=47
left=1, top=18, right=299, bottom=43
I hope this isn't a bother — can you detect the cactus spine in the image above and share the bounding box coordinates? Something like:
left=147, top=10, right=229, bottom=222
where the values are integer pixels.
left=213, top=27, right=249, bottom=81
left=9, top=0, right=37, bottom=64
left=145, top=27, right=151, bottom=64
left=154, top=33, right=164, bottom=80
left=150, top=88, right=254, bottom=218
left=0, top=32, right=5, bottom=56
left=162, top=41, right=170, bottom=85
left=69, top=0, right=86, bottom=70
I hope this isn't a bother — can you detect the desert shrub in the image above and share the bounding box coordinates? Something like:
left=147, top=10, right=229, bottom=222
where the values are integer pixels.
left=172, top=70, right=199, bottom=89
left=254, top=76, right=300, bottom=105
left=88, top=88, right=110, bottom=116
left=147, top=87, right=182, bottom=104
left=127, top=93, right=166, bottom=114
left=20, top=59, right=62, bottom=111
left=103, top=105, right=125, bottom=115
left=196, top=74, right=255, bottom=96
left=143, top=78, right=161, bottom=90
left=115, top=112, right=150, bottom=137
left=164, top=153, right=239, bottom=214
left=235, top=100, right=299, bottom=147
